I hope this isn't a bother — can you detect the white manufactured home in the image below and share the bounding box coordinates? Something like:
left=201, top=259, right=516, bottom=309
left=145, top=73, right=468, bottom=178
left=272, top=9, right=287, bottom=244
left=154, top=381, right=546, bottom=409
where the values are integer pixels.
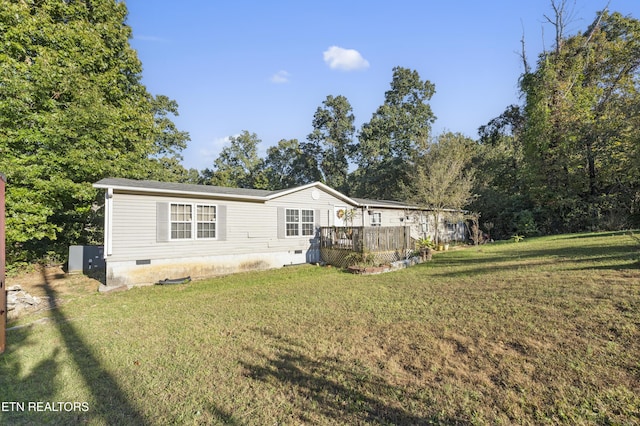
left=93, top=178, right=465, bottom=287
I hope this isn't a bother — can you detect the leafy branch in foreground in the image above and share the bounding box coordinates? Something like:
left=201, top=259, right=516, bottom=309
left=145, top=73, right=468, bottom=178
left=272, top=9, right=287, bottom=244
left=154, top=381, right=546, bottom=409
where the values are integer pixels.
left=0, top=0, right=189, bottom=262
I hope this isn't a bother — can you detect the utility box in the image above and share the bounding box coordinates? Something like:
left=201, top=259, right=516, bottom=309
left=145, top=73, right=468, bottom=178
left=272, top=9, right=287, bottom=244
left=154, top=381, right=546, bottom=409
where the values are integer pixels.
left=68, top=245, right=105, bottom=275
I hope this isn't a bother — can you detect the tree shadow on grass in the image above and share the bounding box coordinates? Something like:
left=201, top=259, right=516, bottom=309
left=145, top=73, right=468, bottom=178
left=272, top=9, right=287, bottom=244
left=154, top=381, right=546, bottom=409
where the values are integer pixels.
left=0, top=326, right=61, bottom=425
left=429, top=243, right=639, bottom=278
left=1, top=270, right=148, bottom=425
left=240, top=328, right=469, bottom=425
left=555, top=231, right=636, bottom=240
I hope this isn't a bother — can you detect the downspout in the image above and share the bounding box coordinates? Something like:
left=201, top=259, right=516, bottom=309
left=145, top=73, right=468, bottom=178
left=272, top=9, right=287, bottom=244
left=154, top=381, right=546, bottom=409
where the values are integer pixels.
left=105, top=188, right=113, bottom=257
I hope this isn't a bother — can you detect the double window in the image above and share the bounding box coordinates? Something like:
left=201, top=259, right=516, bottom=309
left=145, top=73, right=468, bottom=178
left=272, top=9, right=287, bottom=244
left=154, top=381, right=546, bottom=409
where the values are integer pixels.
left=170, top=203, right=216, bottom=240
left=285, top=208, right=315, bottom=237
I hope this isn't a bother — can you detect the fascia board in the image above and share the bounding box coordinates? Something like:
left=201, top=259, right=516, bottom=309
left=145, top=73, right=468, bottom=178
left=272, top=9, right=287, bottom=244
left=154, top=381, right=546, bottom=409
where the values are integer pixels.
left=92, top=183, right=268, bottom=202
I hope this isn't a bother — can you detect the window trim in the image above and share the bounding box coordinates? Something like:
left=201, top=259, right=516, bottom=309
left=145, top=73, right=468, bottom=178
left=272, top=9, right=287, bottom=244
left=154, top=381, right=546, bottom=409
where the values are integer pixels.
left=196, top=204, right=217, bottom=240
left=284, top=208, right=315, bottom=238
left=371, top=211, right=382, bottom=227
left=169, top=202, right=218, bottom=241
left=170, top=203, right=193, bottom=240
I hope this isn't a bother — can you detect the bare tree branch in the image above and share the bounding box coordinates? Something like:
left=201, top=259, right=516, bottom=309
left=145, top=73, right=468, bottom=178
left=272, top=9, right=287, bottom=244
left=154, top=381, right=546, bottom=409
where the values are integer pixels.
left=543, top=0, right=578, bottom=54
left=520, top=19, right=531, bottom=74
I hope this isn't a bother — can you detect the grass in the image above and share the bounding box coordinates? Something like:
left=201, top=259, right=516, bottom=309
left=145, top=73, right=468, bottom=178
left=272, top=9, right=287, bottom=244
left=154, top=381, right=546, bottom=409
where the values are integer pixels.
left=1, top=232, right=639, bottom=425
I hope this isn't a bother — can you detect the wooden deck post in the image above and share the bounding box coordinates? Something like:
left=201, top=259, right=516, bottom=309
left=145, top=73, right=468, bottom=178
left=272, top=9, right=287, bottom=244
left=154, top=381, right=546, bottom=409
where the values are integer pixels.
left=0, top=173, right=6, bottom=354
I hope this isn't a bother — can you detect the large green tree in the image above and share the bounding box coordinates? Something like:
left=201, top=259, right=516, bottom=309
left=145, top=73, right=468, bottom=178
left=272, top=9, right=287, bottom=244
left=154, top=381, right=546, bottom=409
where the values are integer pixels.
left=353, top=67, right=436, bottom=200
left=409, top=132, right=476, bottom=244
left=147, top=94, right=197, bottom=184
left=201, top=131, right=266, bottom=189
left=472, top=105, right=533, bottom=239
left=0, top=0, right=189, bottom=262
left=519, top=5, right=640, bottom=232
left=261, top=138, right=318, bottom=190
left=305, top=95, right=355, bottom=193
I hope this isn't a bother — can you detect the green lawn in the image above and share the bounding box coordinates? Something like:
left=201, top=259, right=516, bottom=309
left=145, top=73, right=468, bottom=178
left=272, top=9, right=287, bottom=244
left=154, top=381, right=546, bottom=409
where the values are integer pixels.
left=2, top=232, right=639, bottom=425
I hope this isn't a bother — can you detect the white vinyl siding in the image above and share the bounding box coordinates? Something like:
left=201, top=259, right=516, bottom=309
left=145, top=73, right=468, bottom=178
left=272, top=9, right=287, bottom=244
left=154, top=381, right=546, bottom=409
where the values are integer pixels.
left=109, top=186, right=346, bottom=263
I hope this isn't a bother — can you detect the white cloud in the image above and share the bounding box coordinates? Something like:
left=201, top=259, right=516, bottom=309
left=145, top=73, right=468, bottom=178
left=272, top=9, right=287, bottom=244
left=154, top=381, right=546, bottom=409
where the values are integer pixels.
left=323, top=46, right=370, bottom=71
left=270, top=70, right=291, bottom=83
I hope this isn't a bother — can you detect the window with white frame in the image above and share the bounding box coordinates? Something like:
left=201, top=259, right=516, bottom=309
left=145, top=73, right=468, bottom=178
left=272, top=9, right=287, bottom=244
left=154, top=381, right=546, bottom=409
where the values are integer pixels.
left=371, top=212, right=382, bottom=226
left=285, top=208, right=314, bottom=237
left=301, top=209, right=314, bottom=236
left=170, top=203, right=216, bottom=240
left=171, top=203, right=192, bottom=239
left=196, top=205, right=216, bottom=238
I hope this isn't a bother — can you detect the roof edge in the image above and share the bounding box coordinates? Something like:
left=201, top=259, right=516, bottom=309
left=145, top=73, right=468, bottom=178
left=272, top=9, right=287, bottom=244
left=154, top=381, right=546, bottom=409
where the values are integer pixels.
left=93, top=180, right=269, bottom=202
left=92, top=178, right=463, bottom=212
left=265, top=181, right=361, bottom=206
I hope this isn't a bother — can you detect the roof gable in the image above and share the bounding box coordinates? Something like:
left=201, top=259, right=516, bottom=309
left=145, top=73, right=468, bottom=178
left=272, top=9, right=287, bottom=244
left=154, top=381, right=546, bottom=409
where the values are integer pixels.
left=265, top=181, right=359, bottom=205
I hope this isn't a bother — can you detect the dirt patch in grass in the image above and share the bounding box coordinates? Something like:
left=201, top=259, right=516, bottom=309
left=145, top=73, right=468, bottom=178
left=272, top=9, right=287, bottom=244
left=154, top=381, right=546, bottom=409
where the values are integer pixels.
left=5, top=265, right=101, bottom=319
left=7, top=265, right=99, bottom=298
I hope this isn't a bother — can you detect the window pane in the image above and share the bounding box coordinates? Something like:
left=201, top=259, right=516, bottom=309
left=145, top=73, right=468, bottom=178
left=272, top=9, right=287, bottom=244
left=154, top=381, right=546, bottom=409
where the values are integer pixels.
left=171, top=204, right=192, bottom=221
left=171, top=222, right=192, bottom=239
left=197, top=222, right=216, bottom=238
left=286, top=223, right=299, bottom=236
left=302, top=223, right=314, bottom=236
left=302, top=210, right=314, bottom=223
left=286, top=209, right=299, bottom=223
left=197, top=205, right=216, bottom=222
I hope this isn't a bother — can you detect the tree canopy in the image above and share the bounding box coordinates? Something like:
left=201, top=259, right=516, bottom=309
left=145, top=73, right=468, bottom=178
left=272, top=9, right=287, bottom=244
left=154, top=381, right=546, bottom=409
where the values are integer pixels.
left=409, top=132, right=476, bottom=243
left=0, top=0, right=189, bottom=262
left=261, top=138, right=316, bottom=190
left=352, top=67, right=436, bottom=200
left=471, top=3, right=640, bottom=238
left=305, top=95, right=356, bottom=194
left=200, top=131, right=266, bottom=189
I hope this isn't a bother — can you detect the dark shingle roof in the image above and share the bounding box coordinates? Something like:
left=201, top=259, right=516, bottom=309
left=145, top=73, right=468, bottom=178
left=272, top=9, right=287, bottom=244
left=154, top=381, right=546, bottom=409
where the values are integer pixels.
left=351, top=197, right=417, bottom=209
left=94, top=178, right=440, bottom=211
left=94, top=178, right=284, bottom=199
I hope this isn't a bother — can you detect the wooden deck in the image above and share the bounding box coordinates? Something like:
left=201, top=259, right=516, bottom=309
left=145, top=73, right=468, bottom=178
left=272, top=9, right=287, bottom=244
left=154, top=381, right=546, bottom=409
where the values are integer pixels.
left=319, top=226, right=412, bottom=267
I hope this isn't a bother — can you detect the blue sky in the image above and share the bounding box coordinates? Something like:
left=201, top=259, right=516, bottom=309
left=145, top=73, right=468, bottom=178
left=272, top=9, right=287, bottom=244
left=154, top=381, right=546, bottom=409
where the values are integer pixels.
left=125, top=0, right=639, bottom=171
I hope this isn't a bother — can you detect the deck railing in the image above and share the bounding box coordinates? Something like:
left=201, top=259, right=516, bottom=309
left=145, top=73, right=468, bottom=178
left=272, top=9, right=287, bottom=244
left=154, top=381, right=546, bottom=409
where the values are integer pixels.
left=319, top=226, right=411, bottom=267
